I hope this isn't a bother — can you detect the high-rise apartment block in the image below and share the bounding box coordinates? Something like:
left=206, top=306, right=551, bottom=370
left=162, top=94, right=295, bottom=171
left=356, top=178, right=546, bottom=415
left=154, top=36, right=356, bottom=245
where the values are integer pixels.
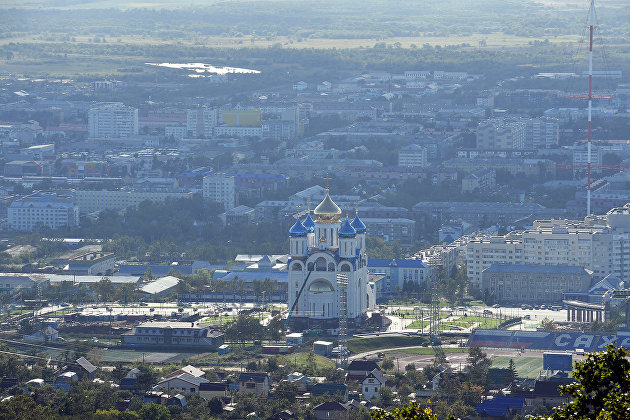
left=88, top=102, right=138, bottom=139
left=186, top=108, right=217, bottom=138
left=203, top=174, right=235, bottom=211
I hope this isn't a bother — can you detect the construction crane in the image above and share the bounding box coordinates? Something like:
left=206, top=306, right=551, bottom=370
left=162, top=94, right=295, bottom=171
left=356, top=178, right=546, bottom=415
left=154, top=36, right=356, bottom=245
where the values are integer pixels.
left=284, top=271, right=312, bottom=331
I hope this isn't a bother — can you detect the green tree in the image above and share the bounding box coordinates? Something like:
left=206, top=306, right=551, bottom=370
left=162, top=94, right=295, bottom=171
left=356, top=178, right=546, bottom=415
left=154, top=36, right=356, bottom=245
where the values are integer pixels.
left=0, top=395, right=55, bottom=419
left=381, top=357, right=395, bottom=371
left=467, top=346, right=491, bottom=386
left=138, top=403, right=171, bottom=420
left=540, top=345, right=630, bottom=420
left=371, top=402, right=439, bottom=420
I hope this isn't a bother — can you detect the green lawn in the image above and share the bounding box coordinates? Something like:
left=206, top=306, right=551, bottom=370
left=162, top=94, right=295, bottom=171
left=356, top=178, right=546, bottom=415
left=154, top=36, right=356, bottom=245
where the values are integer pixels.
left=491, top=356, right=545, bottom=379
left=347, top=336, right=429, bottom=354
left=276, top=351, right=335, bottom=371
left=406, top=320, right=430, bottom=329
left=201, top=316, right=238, bottom=325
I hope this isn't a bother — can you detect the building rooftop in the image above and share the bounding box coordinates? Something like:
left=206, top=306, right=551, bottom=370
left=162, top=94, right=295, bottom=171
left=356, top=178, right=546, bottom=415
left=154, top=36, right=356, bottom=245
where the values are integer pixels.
left=139, top=276, right=181, bottom=295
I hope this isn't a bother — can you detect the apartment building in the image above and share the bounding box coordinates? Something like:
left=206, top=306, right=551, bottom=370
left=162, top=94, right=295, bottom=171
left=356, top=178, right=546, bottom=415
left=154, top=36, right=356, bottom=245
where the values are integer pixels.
left=398, top=144, right=428, bottom=168
left=186, top=107, right=217, bottom=138
left=75, top=189, right=191, bottom=214
left=476, top=118, right=526, bottom=150
left=466, top=205, right=630, bottom=287
left=8, top=192, right=79, bottom=231
left=203, top=174, right=235, bottom=211
left=525, top=117, right=559, bottom=149
left=88, top=102, right=138, bottom=139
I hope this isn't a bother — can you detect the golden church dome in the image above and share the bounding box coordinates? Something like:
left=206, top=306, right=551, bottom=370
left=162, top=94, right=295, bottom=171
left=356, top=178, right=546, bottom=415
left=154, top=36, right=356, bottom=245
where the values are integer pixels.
left=314, top=190, right=341, bottom=223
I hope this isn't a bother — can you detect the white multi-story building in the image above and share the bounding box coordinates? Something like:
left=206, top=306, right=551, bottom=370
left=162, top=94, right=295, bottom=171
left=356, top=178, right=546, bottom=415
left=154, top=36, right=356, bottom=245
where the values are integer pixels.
left=213, top=125, right=262, bottom=138
left=465, top=205, right=630, bottom=287
left=476, top=118, right=526, bottom=150
left=75, top=189, right=191, bottom=214
left=525, top=117, right=559, bottom=149
left=404, top=70, right=431, bottom=81
left=88, top=102, right=138, bottom=139
left=398, top=144, right=428, bottom=167
left=203, top=174, right=235, bottom=211
left=572, top=145, right=604, bottom=174
left=186, top=108, right=217, bottom=138
left=8, top=192, right=79, bottom=231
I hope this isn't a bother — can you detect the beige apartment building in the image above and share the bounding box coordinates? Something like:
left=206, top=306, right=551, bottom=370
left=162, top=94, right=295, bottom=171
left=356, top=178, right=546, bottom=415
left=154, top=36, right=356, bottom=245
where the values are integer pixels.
left=466, top=205, right=630, bottom=288
left=76, top=189, right=191, bottom=214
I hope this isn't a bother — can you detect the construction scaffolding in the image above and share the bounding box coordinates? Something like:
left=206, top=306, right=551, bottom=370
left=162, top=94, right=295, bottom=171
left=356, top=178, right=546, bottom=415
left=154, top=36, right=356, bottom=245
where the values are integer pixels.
left=336, top=273, right=349, bottom=369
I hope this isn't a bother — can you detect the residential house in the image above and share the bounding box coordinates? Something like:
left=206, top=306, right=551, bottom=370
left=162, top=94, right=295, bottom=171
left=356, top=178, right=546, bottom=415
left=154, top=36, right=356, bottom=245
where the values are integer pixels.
left=199, top=382, right=229, bottom=400
left=309, top=383, right=348, bottom=402
left=238, top=372, right=272, bottom=397
left=313, top=401, right=349, bottom=420
left=361, top=369, right=386, bottom=401
left=346, top=360, right=380, bottom=382
left=153, top=373, right=209, bottom=394
left=24, top=326, right=58, bottom=343
left=167, top=394, right=187, bottom=408
left=54, top=372, right=78, bottom=391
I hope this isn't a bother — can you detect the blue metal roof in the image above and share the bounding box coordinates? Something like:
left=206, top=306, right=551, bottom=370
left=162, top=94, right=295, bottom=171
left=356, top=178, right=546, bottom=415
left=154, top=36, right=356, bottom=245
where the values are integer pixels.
left=289, top=218, right=307, bottom=237
left=339, top=218, right=356, bottom=238
left=368, top=259, right=427, bottom=269
left=484, top=264, right=588, bottom=275
left=302, top=212, right=315, bottom=233
left=351, top=213, right=366, bottom=233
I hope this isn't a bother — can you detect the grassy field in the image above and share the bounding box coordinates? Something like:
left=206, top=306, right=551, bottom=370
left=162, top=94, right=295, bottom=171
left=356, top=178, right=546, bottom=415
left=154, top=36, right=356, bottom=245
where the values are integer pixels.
left=347, top=335, right=429, bottom=354
left=491, top=356, right=545, bottom=378
left=276, top=351, right=336, bottom=371
left=406, top=320, right=430, bottom=330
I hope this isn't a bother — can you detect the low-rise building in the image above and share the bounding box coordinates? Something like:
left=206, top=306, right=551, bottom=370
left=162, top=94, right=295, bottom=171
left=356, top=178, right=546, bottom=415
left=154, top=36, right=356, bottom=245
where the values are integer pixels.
left=199, top=382, right=229, bottom=400
left=361, top=368, right=386, bottom=401
left=66, top=251, right=115, bottom=276
left=313, top=402, right=349, bottom=420
left=154, top=373, right=209, bottom=394
left=368, top=259, right=429, bottom=294
left=122, top=321, right=224, bottom=349
left=238, top=372, right=271, bottom=397
left=481, top=264, right=592, bottom=304
left=139, top=276, right=181, bottom=297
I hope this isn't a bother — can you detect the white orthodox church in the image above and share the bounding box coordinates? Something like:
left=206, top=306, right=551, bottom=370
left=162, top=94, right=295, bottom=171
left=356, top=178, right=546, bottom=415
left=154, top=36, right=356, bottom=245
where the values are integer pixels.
left=287, top=187, right=376, bottom=331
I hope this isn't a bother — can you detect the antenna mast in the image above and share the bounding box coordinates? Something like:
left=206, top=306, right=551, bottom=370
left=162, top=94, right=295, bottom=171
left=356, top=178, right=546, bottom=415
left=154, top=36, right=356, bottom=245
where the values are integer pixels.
left=587, top=0, right=594, bottom=216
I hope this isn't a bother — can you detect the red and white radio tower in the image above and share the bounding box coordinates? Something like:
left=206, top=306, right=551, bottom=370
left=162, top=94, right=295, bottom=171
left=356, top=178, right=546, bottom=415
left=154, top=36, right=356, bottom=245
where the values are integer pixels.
left=587, top=0, right=594, bottom=216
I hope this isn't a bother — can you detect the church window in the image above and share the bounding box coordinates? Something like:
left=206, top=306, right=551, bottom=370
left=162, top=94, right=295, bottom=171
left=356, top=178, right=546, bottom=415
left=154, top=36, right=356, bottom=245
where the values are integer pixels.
left=328, top=263, right=335, bottom=272
left=309, top=279, right=334, bottom=293
left=322, top=304, right=325, bottom=316
left=307, top=263, right=314, bottom=271
left=340, top=263, right=351, bottom=272
left=315, top=257, right=327, bottom=271
left=292, top=262, right=302, bottom=271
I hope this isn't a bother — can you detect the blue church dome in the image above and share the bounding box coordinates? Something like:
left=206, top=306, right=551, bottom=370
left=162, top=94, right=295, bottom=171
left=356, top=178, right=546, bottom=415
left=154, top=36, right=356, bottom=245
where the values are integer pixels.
left=302, top=212, right=315, bottom=233
left=339, top=218, right=357, bottom=238
left=351, top=212, right=367, bottom=234
left=289, top=218, right=307, bottom=237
